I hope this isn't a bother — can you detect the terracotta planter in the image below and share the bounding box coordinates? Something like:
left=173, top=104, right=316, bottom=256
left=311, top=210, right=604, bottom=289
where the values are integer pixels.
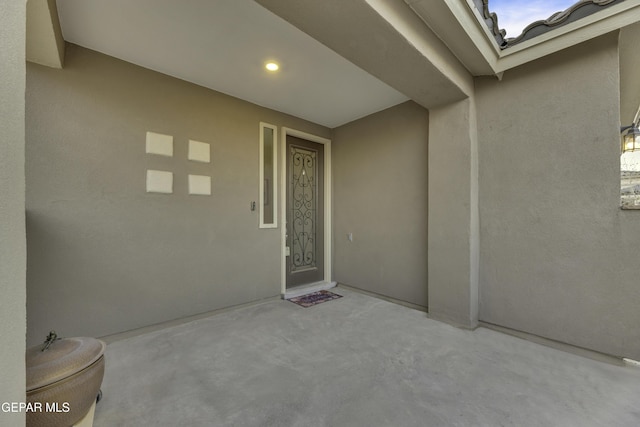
left=26, top=335, right=106, bottom=427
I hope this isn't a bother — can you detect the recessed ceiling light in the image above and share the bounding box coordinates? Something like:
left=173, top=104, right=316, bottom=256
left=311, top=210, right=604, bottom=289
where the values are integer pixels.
left=265, top=62, right=279, bottom=72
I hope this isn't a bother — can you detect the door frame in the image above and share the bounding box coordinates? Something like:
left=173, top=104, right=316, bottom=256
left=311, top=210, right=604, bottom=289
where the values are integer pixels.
left=280, top=127, right=332, bottom=294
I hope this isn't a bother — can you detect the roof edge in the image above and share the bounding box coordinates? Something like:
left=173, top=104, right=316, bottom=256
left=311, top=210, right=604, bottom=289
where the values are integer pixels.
left=504, top=0, right=622, bottom=47
left=472, top=0, right=507, bottom=47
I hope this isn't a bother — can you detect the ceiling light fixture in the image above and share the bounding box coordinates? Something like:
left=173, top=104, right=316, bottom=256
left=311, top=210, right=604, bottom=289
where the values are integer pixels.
left=265, top=62, right=279, bottom=72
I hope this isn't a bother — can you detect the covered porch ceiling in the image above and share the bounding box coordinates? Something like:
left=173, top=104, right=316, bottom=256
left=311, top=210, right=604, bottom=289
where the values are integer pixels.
left=27, top=0, right=640, bottom=128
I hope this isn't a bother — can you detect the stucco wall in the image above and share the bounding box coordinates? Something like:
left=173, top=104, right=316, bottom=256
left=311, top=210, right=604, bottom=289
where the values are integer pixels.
left=0, top=0, right=27, bottom=424
left=332, top=101, right=429, bottom=307
left=26, top=45, right=330, bottom=345
left=619, top=22, right=640, bottom=124
left=476, top=33, right=640, bottom=359
left=428, top=98, right=479, bottom=328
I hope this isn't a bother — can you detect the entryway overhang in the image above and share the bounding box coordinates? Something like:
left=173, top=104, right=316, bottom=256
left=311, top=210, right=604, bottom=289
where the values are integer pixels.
left=257, top=0, right=640, bottom=95
left=255, top=0, right=474, bottom=112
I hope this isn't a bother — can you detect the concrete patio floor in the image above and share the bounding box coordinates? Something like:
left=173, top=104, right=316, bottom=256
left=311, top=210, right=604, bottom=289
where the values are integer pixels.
left=94, top=287, right=640, bottom=426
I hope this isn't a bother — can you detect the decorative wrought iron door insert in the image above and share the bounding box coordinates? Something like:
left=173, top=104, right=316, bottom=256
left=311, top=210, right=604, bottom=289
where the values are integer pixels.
left=289, top=146, right=317, bottom=272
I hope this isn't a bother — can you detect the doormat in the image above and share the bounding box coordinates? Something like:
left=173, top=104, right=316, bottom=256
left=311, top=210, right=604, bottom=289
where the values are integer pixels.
left=289, top=290, right=343, bottom=308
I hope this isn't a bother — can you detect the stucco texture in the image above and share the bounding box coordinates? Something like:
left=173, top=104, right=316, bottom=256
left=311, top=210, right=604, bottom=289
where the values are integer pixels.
left=476, top=33, right=640, bottom=359
left=26, top=44, right=329, bottom=345
left=333, top=101, right=429, bottom=307
left=0, top=0, right=27, bottom=423
left=428, top=98, right=480, bottom=328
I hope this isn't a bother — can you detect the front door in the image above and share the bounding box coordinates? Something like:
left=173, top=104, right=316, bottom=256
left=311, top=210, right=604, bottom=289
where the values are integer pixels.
left=286, top=135, right=324, bottom=289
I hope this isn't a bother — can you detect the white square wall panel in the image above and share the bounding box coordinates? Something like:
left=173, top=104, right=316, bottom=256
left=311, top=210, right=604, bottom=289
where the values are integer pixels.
left=188, top=140, right=210, bottom=163
left=146, top=132, right=174, bottom=157
left=188, top=174, right=211, bottom=195
left=146, top=170, right=173, bottom=194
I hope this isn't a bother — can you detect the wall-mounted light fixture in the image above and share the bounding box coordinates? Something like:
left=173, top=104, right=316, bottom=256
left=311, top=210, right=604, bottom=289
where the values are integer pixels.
left=621, top=125, right=640, bottom=153
left=622, top=105, right=640, bottom=153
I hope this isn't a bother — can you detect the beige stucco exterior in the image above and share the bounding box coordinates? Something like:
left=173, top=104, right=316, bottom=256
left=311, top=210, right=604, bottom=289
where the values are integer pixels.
left=26, top=45, right=331, bottom=345
left=3, top=3, right=640, bottom=415
left=1, top=0, right=27, bottom=424
left=428, top=98, right=480, bottom=328
left=476, top=33, right=640, bottom=358
left=333, top=101, right=429, bottom=307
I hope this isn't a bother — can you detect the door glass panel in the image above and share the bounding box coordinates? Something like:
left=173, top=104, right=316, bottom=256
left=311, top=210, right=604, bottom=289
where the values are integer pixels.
left=290, top=146, right=316, bottom=271
left=260, top=123, right=277, bottom=227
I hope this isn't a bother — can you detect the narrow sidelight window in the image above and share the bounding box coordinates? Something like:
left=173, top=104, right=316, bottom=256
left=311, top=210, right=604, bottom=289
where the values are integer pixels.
left=260, top=123, right=278, bottom=227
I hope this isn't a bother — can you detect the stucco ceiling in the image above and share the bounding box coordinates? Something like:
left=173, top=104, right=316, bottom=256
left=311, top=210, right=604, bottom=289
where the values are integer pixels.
left=55, top=0, right=409, bottom=128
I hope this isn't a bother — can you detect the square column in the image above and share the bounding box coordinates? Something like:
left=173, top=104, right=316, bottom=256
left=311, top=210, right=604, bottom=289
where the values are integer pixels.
left=428, top=98, right=479, bottom=328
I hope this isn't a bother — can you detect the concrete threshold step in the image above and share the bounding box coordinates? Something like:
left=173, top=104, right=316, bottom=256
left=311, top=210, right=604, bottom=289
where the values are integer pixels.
left=283, top=281, right=337, bottom=300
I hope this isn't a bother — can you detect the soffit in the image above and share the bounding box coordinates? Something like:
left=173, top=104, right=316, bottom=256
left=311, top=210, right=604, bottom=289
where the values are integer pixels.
left=255, top=0, right=472, bottom=110
left=404, top=0, right=500, bottom=76
left=48, top=0, right=640, bottom=123
left=55, top=0, right=409, bottom=128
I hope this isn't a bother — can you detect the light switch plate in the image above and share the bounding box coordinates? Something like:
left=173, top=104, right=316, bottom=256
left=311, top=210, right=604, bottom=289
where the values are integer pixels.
left=188, top=174, right=211, bottom=195
left=188, top=140, right=210, bottom=163
left=146, top=170, right=173, bottom=194
left=146, top=132, right=173, bottom=157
